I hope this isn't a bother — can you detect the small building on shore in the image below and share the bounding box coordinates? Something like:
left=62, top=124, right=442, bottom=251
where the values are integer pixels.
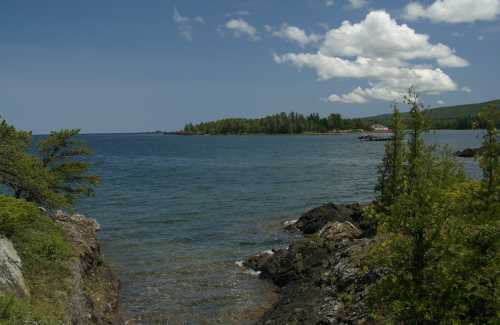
left=370, top=124, right=390, bottom=132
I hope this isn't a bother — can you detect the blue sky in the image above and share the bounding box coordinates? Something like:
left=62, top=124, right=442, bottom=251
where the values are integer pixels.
left=1, top=0, right=499, bottom=133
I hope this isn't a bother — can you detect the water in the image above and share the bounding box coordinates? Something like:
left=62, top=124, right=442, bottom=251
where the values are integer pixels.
left=69, top=130, right=483, bottom=324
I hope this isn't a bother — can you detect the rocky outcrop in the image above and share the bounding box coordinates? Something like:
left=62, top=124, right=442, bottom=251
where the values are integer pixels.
left=53, top=211, right=122, bottom=325
left=294, top=202, right=373, bottom=235
left=245, top=203, right=380, bottom=325
left=0, top=236, right=30, bottom=298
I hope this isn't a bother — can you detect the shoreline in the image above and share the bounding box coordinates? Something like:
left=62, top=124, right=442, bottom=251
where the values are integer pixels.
left=240, top=202, right=377, bottom=324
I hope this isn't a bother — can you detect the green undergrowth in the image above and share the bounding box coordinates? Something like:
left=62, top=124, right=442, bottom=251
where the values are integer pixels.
left=0, top=195, right=73, bottom=324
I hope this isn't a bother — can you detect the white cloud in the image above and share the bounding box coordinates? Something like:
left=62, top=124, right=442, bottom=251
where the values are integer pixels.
left=320, top=11, right=468, bottom=67
left=225, top=19, right=259, bottom=41
left=461, top=86, right=472, bottom=93
left=437, top=100, right=445, bottom=105
left=349, top=0, right=368, bottom=9
left=173, top=7, right=204, bottom=41
left=267, top=24, right=322, bottom=47
left=404, top=0, right=500, bottom=23
left=325, top=0, right=335, bottom=7
left=273, top=10, right=467, bottom=104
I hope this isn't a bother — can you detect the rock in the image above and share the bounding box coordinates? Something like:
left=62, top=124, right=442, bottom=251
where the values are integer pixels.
left=53, top=212, right=122, bottom=325
left=246, top=203, right=381, bottom=325
left=283, top=219, right=299, bottom=232
left=455, top=147, right=484, bottom=158
left=295, top=202, right=368, bottom=235
left=0, top=236, right=30, bottom=298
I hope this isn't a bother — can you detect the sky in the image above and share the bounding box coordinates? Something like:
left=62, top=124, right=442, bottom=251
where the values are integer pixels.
left=1, top=0, right=499, bottom=134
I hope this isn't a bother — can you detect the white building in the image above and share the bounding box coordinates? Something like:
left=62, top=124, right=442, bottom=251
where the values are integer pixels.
left=370, top=124, right=390, bottom=132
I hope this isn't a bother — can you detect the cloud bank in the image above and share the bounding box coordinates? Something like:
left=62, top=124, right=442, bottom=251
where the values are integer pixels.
left=404, top=0, right=500, bottom=23
left=273, top=11, right=468, bottom=104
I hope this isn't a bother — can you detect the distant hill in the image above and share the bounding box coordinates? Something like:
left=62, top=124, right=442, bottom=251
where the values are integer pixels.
left=361, top=99, right=500, bottom=129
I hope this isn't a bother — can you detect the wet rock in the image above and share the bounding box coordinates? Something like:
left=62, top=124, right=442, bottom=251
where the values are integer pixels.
left=0, top=236, right=30, bottom=298
left=247, top=203, right=381, bottom=325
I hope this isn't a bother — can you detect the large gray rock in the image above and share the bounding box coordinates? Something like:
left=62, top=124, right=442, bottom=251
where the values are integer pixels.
left=0, top=236, right=30, bottom=298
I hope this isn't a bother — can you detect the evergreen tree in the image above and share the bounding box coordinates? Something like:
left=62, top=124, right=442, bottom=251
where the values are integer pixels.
left=477, top=105, right=500, bottom=197
left=0, top=118, right=98, bottom=208
left=368, top=89, right=466, bottom=324
left=38, top=129, right=100, bottom=205
left=376, top=104, right=406, bottom=206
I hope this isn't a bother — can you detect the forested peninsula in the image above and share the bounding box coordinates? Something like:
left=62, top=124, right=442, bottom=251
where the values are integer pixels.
left=182, top=99, right=500, bottom=135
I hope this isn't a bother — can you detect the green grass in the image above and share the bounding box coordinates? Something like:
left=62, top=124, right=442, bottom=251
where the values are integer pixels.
left=0, top=195, right=73, bottom=324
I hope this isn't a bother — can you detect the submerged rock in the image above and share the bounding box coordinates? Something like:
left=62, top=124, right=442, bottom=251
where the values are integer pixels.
left=0, top=236, right=30, bottom=298
left=246, top=203, right=380, bottom=325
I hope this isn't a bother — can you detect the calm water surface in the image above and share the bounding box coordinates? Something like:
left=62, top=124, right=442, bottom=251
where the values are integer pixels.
left=72, top=131, right=482, bottom=324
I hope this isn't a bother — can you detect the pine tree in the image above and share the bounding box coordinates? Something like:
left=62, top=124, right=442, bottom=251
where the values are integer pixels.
left=376, top=104, right=406, bottom=206
left=38, top=129, right=100, bottom=205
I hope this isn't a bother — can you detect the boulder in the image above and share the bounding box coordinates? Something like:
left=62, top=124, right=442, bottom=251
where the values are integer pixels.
left=0, top=236, right=30, bottom=298
left=295, top=203, right=367, bottom=235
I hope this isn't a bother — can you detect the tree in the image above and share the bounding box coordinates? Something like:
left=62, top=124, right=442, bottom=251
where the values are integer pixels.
left=0, top=118, right=98, bottom=208
left=368, top=89, right=467, bottom=324
left=477, top=105, right=500, bottom=197
left=0, top=118, right=66, bottom=208
left=376, top=104, right=406, bottom=206
left=38, top=129, right=100, bottom=206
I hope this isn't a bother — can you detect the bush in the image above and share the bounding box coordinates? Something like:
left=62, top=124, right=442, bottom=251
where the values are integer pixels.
left=0, top=195, right=72, bottom=322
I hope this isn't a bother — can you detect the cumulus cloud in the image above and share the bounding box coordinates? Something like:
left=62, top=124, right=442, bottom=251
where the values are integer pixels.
left=325, top=0, right=335, bottom=7
left=173, top=7, right=204, bottom=41
left=266, top=24, right=322, bottom=47
left=461, top=86, right=472, bottom=93
left=320, top=11, right=468, bottom=67
left=225, top=19, right=259, bottom=41
left=273, top=10, right=468, bottom=104
left=404, top=0, right=500, bottom=23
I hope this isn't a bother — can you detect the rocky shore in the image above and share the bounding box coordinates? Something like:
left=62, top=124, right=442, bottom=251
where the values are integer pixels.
left=244, top=202, right=379, bottom=324
left=53, top=211, right=122, bottom=324
left=0, top=210, right=122, bottom=324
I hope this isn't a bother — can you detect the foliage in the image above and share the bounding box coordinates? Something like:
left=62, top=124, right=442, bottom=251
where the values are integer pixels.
left=38, top=129, right=100, bottom=205
left=362, top=99, right=500, bottom=130
left=184, top=112, right=368, bottom=134
left=375, top=104, right=406, bottom=206
left=0, top=117, right=98, bottom=209
left=369, top=89, right=498, bottom=324
left=476, top=105, right=500, bottom=197
left=0, top=195, right=72, bottom=323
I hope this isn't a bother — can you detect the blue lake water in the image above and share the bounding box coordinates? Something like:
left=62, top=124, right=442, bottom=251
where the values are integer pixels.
left=71, top=130, right=483, bottom=324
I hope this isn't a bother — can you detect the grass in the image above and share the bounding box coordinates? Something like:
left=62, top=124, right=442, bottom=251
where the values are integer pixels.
left=0, top=195, right=73, bottom=324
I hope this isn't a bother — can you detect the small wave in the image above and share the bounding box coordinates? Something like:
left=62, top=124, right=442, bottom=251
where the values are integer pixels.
left=235, top=260, right=261, bottom=276
left=283, top=219, right=298, bottom=227
left=260, top=249, right=274, bottom=256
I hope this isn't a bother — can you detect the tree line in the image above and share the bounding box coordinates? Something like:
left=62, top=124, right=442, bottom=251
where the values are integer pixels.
left=184, top=112, right=368, bottom=134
